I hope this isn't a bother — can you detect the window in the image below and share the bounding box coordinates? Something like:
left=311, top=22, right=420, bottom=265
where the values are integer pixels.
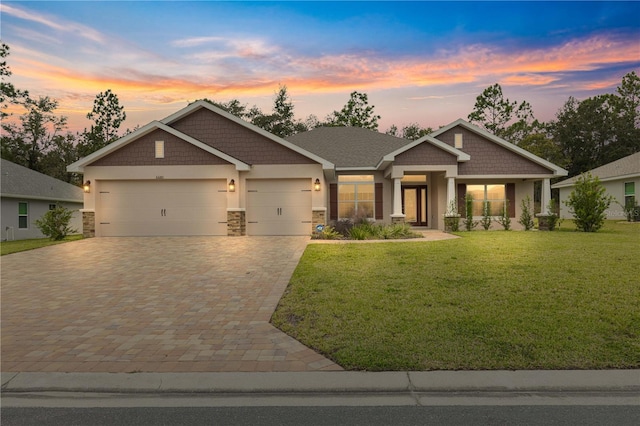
left=18, top=202, right=28, bottom=229
left=466, top=184, right=505, bottom=216
left=155, top=140, right=164, bottom=158
left=454, top=133, right=463, bottom=149
left=338, top=175, right=374, bottom=219
left=49, top=204, right=57, bottom=210
left=625, top=182, right=635, bottom=208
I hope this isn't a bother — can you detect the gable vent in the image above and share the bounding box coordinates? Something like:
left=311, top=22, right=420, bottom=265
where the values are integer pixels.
left=454, top=133, right=463, bottom=149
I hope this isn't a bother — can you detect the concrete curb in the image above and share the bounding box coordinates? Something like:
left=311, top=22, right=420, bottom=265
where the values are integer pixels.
left=2, top=371, right=639, bottom=394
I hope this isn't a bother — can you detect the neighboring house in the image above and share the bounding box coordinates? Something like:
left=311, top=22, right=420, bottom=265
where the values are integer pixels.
left=1, top=159, right=84, bottom=240
left=552, top=151, right=640, bottom=220
left=67, top=100, right=567, bottom=237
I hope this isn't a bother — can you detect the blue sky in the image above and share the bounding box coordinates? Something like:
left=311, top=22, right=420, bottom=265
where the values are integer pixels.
left=2, top=1, right=639, bottom=133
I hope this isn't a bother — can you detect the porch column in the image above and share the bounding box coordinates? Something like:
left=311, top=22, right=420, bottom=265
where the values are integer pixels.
left=393, top=177, right=403, bottom=216
left=447, top=177, right=456, bottom=213
left=541, top=178, right=551, bottom=214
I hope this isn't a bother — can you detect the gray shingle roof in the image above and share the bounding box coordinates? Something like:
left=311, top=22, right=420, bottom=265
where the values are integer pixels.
left=1, top=159, right=84, bottom=202
left=552, top=151, right=640, bottom=188
left=286, top=127, right=411, bottom=168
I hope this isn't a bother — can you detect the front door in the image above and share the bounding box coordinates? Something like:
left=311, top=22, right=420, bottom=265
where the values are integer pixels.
left=402, top=186, right=428, bottom=226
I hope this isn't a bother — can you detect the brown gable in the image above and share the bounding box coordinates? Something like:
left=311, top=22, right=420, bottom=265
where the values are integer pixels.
left=394, top=141, right=457, bottom=166
left=88, top=129, right=231, bottom=166
left=170, top=108, right=316, bottom=165
left=436, top=127, right=551, bottom=175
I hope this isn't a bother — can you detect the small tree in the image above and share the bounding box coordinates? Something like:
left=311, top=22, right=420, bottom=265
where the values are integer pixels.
left=35, top=203, right=77, bottom=240
left=443, top=198, right=460, bottom=232
left=519, top=196, right=535, bottom=230
left=564, top=172, right=613, bottom=232
left=480, top=201, right=492, bottom=230
left=495, top=199, right=512, bottom=230
left=463, top=193, right=478, bottom=231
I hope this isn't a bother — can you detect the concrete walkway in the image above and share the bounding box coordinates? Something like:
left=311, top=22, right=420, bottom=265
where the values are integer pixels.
left=1, top=237, right=341, bottom=373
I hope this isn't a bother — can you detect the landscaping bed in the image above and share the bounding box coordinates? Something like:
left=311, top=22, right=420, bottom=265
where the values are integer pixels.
left=272, top=221, right=640, bottom=370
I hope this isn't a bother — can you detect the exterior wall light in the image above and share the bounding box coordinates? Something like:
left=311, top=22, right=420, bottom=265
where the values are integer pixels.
left=83, top=180, right=91, bottom=193
left=314, top=178, right=321, bottom=191
left=228, top=179, right=235, bottom=192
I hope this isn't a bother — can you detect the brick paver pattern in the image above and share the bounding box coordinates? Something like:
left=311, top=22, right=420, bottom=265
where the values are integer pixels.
left=1, top=237, right=342, bottom=373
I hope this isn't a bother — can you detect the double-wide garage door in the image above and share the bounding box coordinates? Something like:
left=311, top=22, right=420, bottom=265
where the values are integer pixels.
left=246, top=179, right=312, bottom=236
left=98, top=180, right=227, bottom=237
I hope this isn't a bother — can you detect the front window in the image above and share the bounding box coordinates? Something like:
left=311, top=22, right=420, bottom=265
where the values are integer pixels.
left=338, top=175, right=374, bottom=219
left=18, top=202, right=28, bottom=229
left=467, top=184, right=505, bottom=216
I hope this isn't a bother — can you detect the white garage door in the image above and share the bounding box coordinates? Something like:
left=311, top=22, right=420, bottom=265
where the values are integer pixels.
left=246, top=179, right=312, bottom=236
left=98, top=180, right=227, bottom=236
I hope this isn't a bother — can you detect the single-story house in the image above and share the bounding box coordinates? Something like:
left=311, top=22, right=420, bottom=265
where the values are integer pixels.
left=67, top=100, right=567, bottom=237
left=552, top=151, right=640, bottom=220
left=1, top=159, right=84, bottom=240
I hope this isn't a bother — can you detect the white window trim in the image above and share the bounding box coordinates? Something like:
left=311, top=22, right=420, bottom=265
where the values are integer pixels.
left=624, top=181, right=636, bottom=205
left=18, top=202, right=28, bottom=229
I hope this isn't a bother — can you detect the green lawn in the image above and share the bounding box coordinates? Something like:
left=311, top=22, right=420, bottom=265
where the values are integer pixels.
left=272, top=221, right=640, bottom=371
left=1, top=235, right=83, bottom=256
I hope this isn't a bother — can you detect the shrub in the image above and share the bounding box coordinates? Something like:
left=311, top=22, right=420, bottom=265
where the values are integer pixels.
left=564, top=172, right=613, bottom=232
left=480, top=201, right=492, bottom=230
left=545, top=199, right=560, bottom=231
left=333, top=219, right=354, bottom=237
left=381, top=223, right=422, bottom=239
left=348, top=225, right=371, bottom=240
left=519, top=196, right=535, bottom=231
left=620, top=198, right=640, bottom=222
left=495, top=199, right=512, bottom=230
left=311, top=226, right=343, bottom=240
left=34, top=203, right=77, bottom=241
left=463, top=194, right=478, bottom=231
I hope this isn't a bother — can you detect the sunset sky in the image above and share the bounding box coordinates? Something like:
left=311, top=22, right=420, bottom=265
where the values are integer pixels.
left=2, top=1, right=639, bottom=134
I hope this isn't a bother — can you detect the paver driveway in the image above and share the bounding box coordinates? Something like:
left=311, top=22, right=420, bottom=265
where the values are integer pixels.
left=1, top=237, right=341, bottom=373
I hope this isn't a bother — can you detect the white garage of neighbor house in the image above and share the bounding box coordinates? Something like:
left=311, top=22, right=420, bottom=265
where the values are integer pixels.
left=1, top=159, right=84, bottom=240
left=68, top=100, right=568, bottom=237
left=552, top=151, right=640, bottom=221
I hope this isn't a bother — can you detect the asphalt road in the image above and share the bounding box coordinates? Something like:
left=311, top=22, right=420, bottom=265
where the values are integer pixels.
left=3, top=405, right=640, bottom=426
left=3, top=391, right=639, bottom=426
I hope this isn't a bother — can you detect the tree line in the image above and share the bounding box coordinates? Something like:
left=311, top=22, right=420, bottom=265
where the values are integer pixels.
left=1, top=40, right=638, bottom=185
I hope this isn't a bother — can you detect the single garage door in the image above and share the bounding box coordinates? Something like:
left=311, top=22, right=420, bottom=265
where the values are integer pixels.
left=246, top=179, right=312, bottom=235
left=98, top=180, right=227, bottom=236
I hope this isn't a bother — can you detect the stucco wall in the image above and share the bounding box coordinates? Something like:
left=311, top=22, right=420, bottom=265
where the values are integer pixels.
left=557, top=177, right=640, bottom=219
left=1, top=197, right=83, bottom=240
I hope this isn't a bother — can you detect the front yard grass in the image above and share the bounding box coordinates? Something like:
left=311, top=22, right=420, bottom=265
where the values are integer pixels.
left=272, top=221, right=640, bottom=370
left=1, top=235, right=83, bottom=256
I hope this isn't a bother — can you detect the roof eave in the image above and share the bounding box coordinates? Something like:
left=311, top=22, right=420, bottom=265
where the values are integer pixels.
left=1, top=192, right=83, bottom=203
left=67, top=121, right=166, bottom=173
